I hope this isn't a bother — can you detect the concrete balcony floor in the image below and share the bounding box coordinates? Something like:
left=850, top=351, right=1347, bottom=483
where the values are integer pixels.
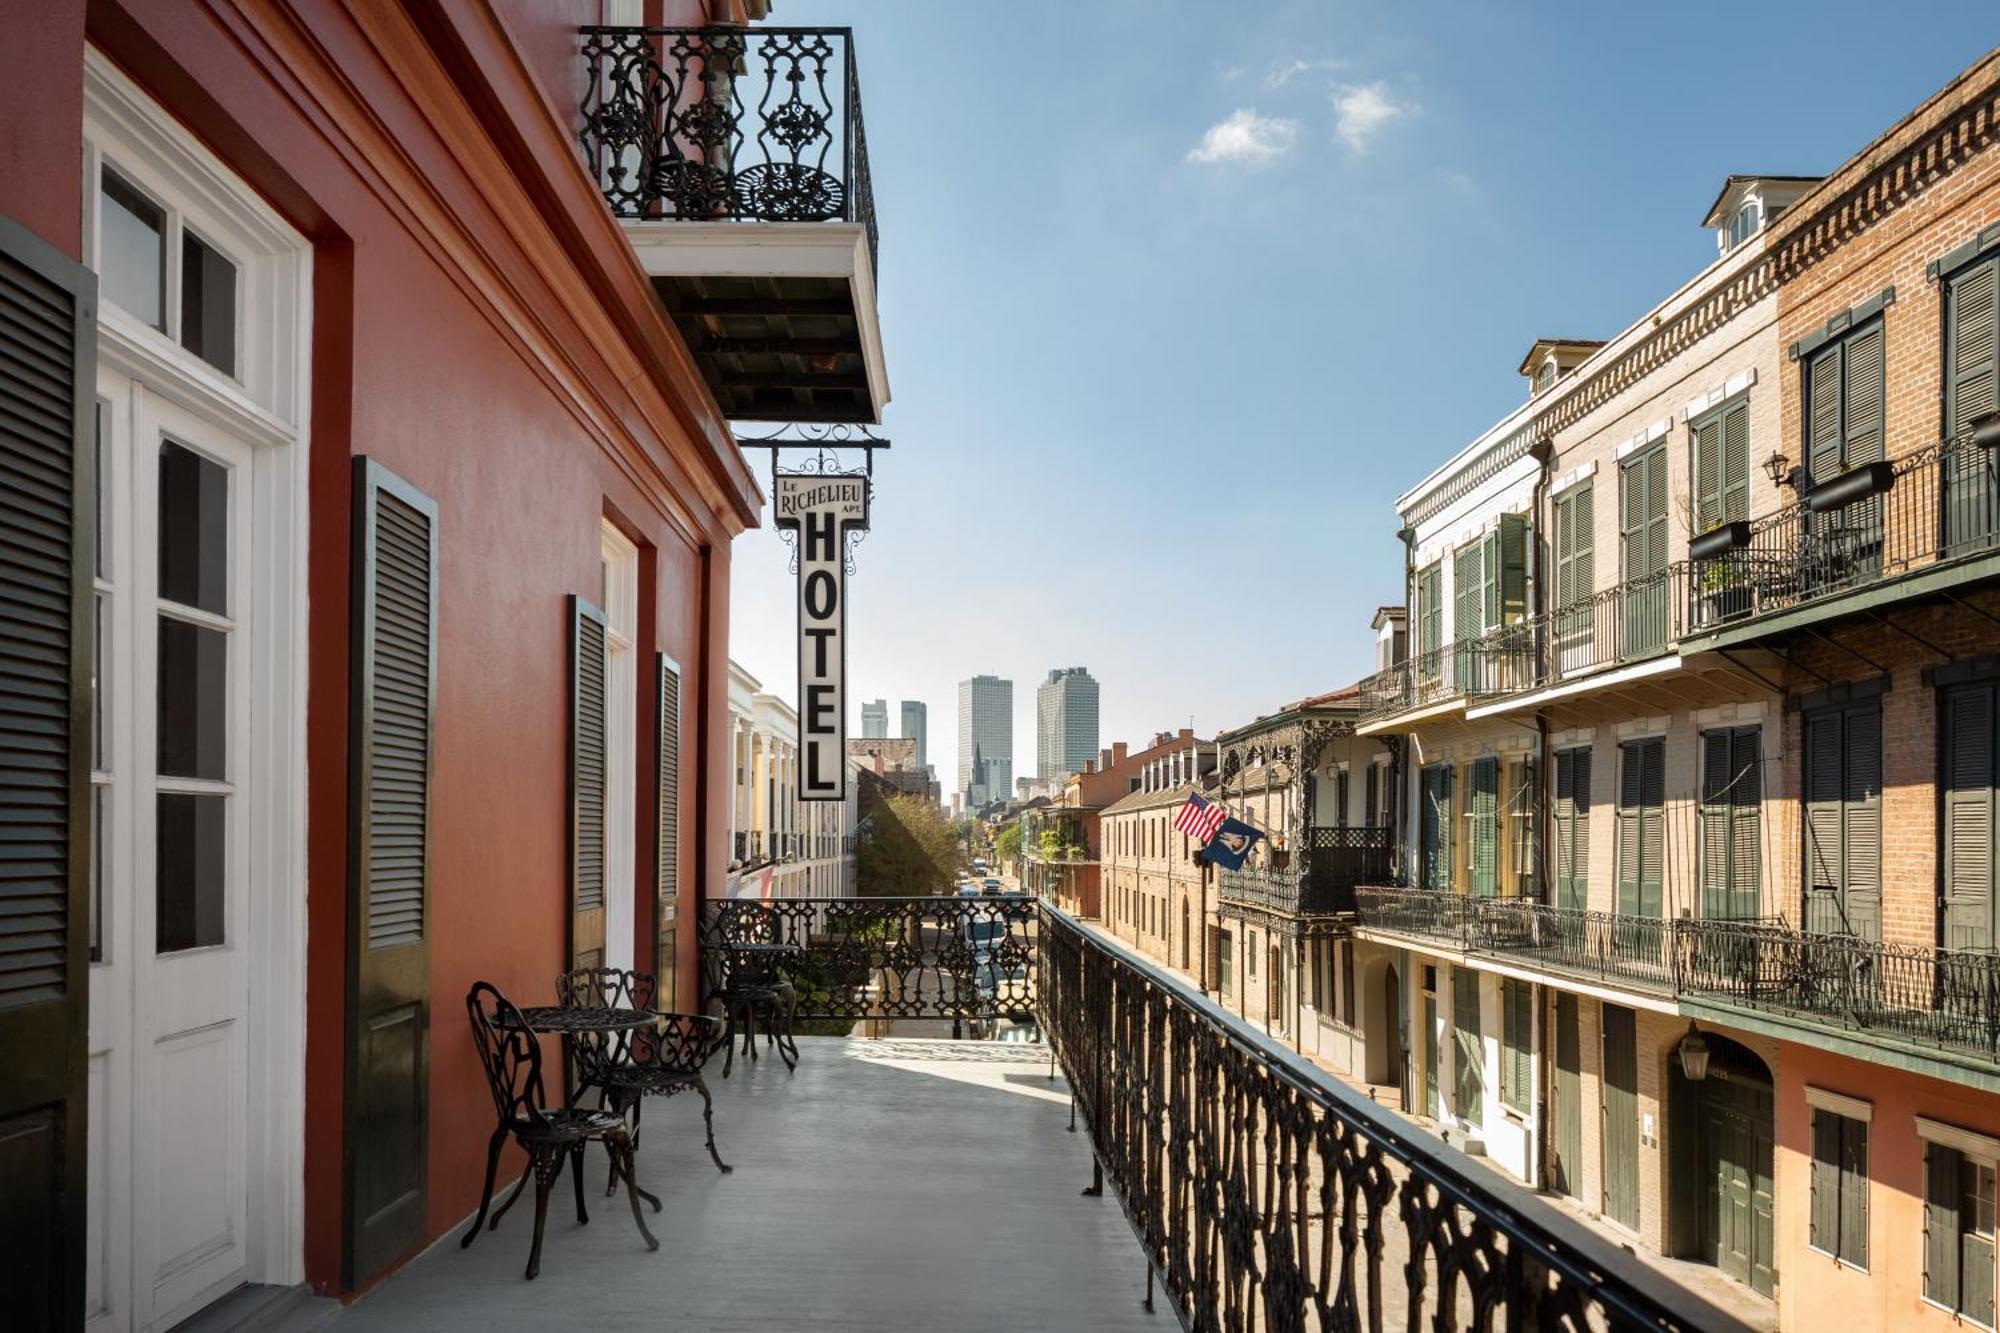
left=328, top=1036, right=1158, bottom=1333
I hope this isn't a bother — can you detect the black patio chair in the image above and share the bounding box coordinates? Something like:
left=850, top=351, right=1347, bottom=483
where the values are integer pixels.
left=556, top=967, right=733, bottom=1188
left=461, top=982, right=659, bottom=1279
left=702, top=916, right=798, bottom=1077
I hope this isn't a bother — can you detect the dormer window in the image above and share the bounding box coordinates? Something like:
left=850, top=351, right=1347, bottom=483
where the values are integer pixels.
left=1729, top=198, right=1763, bottom=250
left=1535, top=360, right=1558, bottom=392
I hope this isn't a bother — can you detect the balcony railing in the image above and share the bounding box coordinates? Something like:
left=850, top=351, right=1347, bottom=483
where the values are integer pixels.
left=1217, top=827, right=1396, bottom=916
left=1685, top=436, right=2000, bottom=634
left=579, top=26, right=877, bottom=267
left=1358, top=641, right=1478, bottom=723
left=1473, top=562, right=1688, bottom=703
left=701, top=895, right=1035, bottom=1024
left=1357, top=886, right=2000, bottom=1064
left=1037, top=902, right=1744, bottom=1331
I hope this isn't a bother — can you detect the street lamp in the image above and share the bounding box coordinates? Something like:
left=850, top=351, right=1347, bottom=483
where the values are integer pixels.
left=1677, top=1022, right=1711, bottom=1081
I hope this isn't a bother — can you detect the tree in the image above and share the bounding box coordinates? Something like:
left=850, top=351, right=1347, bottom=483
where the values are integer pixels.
left=993, top=822, right=1022, bottom=867
left=857, top=791, right=960, bottom=896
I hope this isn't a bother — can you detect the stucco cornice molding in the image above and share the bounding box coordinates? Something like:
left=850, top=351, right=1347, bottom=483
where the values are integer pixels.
left=222, top=0, right=761, bottom=543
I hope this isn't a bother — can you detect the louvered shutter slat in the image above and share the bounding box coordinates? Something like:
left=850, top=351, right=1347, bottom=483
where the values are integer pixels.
left=1944, top=685, right=1995, bottom=951
left=1805, top=712, right=1845, bottom=933
left=1470, top=756, right=1497, bottom=896
left=1811, top=1111, right=1840, bottom=1253
left=1927, top=1144, right=1959, bottom=1307
left=1840, top=1119, right=1870, bottom=1266
left=1808, top=345, right=1845, bottom=483
left=1843, top=704, right=1883, bottom=942
left=1616, top=745, right=1642, bottom=916
left=1730, top=727, right=1763, bottom=920
left=571, top=601, right=609, bottom=920
left=1695, top=416, right=1722, bottom=531
left=361, top=490, right=435, bottom=950
left=1950, top=260, right=2000, bottom=434
left=1722, top=402, right=1750, bottom=523
left=1701, top=731, right=1731, bottom=919
left=1844, top=326, right=1885, bottom=466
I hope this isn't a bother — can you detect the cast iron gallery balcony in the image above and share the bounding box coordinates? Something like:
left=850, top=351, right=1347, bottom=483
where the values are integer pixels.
left=579, top=25, right=887, bottom=423
left=1355, top=885, right=2000, bottom=1068
left=1217, top=827, right=1393, bottom=917
left=1682, top=433, right=2000, bottom=638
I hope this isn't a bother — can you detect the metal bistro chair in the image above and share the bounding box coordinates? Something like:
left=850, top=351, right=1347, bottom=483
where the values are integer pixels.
left=462, top=982, right=659, bottom=1279
left=557, top=967, right=733, bottom=1188
left=702, top=918, right=798, bottom=1077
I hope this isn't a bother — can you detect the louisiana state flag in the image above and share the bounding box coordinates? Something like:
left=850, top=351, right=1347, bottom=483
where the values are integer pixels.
left=1202, top=818, right=1263, bottom=871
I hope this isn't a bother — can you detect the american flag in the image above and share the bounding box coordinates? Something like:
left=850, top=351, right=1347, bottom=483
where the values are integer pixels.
left=1174, top=793, right=1227, bottom=845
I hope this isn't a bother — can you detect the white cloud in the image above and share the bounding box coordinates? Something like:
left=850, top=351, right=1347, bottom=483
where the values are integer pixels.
left=1265, top=57, right=1344, bottom=89
left=1185, top=109, right=1300, bottom=166
left=1331, top=82, right=1411, bottom=152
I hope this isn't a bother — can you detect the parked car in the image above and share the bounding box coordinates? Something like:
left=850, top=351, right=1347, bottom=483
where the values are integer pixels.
left=981, top=877, right=1004, bottom=895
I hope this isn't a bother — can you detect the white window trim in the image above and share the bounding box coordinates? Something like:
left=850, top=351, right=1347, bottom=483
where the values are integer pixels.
left=1679, top=366, right=1759, bottom=423
left=1917, top=1116, right=2000, bottom=1164
left=1807, top=1085, right=1874, bottom=1123
left=83, top=45, right=313, bottom=1293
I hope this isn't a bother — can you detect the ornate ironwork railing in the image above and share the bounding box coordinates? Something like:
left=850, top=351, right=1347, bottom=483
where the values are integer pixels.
left=1684, top=436, right=2000, bottom=634
left=1358, top=886, right=2000, bottom=1062
left=1356, top=663, right=1409, bottom=723
left=1037, top=903, right=1745, bottom=1332
left=1473, top=563, right=1688, bottom=702
left=1217, top=829, right=1395, bottom=917
left=579, top=26, right=878, bottom=268
left=1678, top=920, right=2000, bottom=1058
left=700, top=896, right=1034, bottom=1022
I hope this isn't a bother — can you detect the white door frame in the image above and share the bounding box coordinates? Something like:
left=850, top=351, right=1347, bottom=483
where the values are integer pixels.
left=600, top=522, right=639, bottom=974
left=84, top=48, right=311, bottom=1327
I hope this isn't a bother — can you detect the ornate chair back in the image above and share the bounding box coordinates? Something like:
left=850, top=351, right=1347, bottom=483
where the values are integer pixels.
left=466, top=982, right=551, bottom=1134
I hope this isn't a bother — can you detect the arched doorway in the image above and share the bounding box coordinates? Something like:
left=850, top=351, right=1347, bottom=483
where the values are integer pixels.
left=1668, top=1031, right=1774, bottom=1299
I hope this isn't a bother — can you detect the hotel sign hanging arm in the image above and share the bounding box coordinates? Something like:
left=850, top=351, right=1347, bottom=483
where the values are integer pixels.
left=757, top=428, right=888, bottom=802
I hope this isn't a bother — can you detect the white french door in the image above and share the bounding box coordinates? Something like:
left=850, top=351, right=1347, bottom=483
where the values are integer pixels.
left=89, top=369, right=255, bottom=1331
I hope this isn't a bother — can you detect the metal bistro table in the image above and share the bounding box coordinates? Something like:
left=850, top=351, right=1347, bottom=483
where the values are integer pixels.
left=462, top=997, right=661, bottom=1274
left=718, top=941, right=803, bottom=1072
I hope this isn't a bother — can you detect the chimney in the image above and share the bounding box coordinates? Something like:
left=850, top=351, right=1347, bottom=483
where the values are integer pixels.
left=1099, top=747, right=1113, bottom=771
left=1179, top=727, right=1193, bottom=740
left=1084, top=760, right=1096, bottom=774
left=1113, top=742, right=1128, bottom=764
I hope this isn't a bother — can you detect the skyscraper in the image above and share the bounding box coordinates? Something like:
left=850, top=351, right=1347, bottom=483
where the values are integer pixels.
left=956, top=675, right=1012, bottom=808
left=1037, top=667, right=1100, bottom=780
left=899, top=700, right=927, bottom=768
left=860, top=699, right=888, bottom=738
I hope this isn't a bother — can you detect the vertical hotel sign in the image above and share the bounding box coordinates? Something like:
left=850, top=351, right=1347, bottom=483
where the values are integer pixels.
left=774, top=473, right=869, bottom=800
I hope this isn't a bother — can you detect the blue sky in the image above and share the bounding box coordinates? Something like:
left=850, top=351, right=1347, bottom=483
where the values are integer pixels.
left=726, top=1, right=1995, bottom=793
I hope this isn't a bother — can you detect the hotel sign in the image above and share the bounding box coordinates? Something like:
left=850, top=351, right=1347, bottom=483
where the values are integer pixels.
left=774, top=473, right=869, bottom=801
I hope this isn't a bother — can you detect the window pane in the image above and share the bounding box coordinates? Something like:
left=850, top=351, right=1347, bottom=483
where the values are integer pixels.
left=93, top=593, right=108, bottom=771
left=157, top=617, right=226, bottom=780
left=158, top=440, right=228, bottom=614
left=180, top=232, right=238, bottom=377
left=100, top=167, right=165, bottom=329
left=156, top=792, right=225, bottom=952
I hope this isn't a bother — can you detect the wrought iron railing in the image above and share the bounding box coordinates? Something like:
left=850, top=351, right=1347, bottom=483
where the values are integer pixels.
left=1678, top=920, right=2000, bottom=1058
left=1216, top=828, right=1395, bottom=916
left=1356, top=662, right=1409, bottom=723
left=1473, top=563, right=1688, bottom=702
left=1037, top=903, right=1746, bottom=1332
left=579, top=26, right=878, bottom=268
left=1685, top=436, right=2000, bottom=634
left=700, top=895, right=1034, bottom=1022
left=1357, top=886, right=2000, bottom=1063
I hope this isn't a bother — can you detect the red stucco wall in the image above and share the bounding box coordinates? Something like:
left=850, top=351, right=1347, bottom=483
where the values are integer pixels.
left=26, top=0, right=756, bottom=1297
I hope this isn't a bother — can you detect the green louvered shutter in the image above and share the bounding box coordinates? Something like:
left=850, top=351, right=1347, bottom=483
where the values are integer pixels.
left=1810, top=1111, right=1841, bottom=1254
left=1967, top=1159, right=1997, bottom=1329
left=1455, top=542, right=1483, bottom=691
left=1554, top=747, right=1590, bottom=910
left=1840, top=1118, right=1870, bottom=1267
left=1843, top=326, right=1885, bottom=467
left=1694, top=413, right=1724, bottom=532
left=1498, top=512, right=1528, bottom=623
left=1804, top=710, right=1846, bottom=934
left=1469, top=756, right=1498, bottom=897
left=656, top=654, right=682, bottom=1003
left=1554, top=485, right=1595, bottom=669
left=1620, top=446, right=1668, bottom=656
left=1843, top=704, right=1883, bottom=943
left=1945, top=256, right=2000, bottom=554
left=1927, top=1144, right=1961, bottom=1309
left=1418, top=561, right=1442, bottom=680
left=1452, top=968, right=1481, bottom=1120
left=1721, top=400, right=1750, bottom=523
left=1422, top=764, right=1454, bottom=891
left=1700, top=728, right=1762, bottom=920
left=1806, top=343, right=1845, bottom=486
left=1617, top=739, right=1663, bottom=918
left=1943, top=684, right=1997, bottom=952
